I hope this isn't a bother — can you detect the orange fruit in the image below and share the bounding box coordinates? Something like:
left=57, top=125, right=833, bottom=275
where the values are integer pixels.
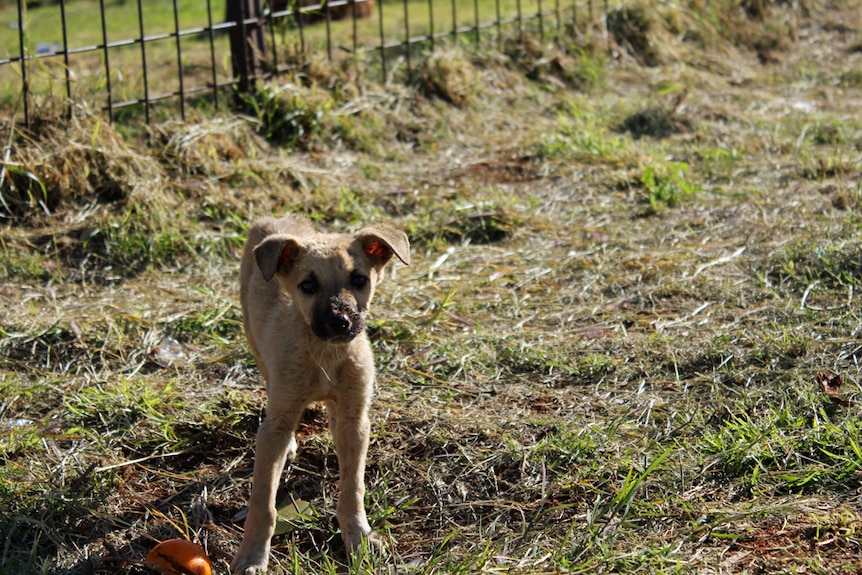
left=145, top=539, right=213, bottom=575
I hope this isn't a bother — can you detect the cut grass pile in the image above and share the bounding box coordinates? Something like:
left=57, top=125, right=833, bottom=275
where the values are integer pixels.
left=2, top=0, right=862, bottom=573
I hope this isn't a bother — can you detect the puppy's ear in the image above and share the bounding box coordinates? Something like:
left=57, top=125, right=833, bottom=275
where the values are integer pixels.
left=254, top=235, right=304, bottom=281
left=356, top=225, right=411, bottom=268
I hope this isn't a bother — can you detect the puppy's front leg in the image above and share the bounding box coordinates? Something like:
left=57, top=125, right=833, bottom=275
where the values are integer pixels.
left=231, top=407, right=303, bottom=575
left=326, top=399, right=377, bottom=551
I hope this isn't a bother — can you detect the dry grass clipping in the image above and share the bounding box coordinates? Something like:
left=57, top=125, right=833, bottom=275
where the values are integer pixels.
left=419, top=50, right=481, bottom=108
left=2, top=116, right=169, bottom=218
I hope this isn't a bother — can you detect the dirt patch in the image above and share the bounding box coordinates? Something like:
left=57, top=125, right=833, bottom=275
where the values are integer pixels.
left=449, top=155, right=546, bottom=184
left=720, top=511, right=862, bottom=574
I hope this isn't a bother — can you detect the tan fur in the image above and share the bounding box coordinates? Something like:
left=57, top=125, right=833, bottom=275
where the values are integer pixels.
left=231, top=214, right=409, bottom=575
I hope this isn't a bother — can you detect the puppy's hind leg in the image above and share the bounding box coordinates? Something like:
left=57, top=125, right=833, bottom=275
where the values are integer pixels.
left=231, top=405, right=304, bottom=575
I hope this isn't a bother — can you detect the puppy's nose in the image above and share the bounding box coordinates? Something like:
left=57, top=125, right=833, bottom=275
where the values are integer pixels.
left=311, top=296, right=363, bottom=342
left=328, top=313, right=351, bottom=332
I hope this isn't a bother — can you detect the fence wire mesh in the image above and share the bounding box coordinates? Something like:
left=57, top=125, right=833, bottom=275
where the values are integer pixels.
left=1, top=0, right=610, bottom=125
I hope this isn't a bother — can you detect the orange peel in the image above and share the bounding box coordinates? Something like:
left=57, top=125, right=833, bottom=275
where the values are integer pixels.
left=145, top=539, right=213, bottom=575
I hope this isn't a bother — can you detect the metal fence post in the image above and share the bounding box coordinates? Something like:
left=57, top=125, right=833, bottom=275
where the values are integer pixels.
left=227, top=0, right=266, bottom=93
left=378, top=0, right=387, bottom=82
left=16, top=0, right=28, bottom=125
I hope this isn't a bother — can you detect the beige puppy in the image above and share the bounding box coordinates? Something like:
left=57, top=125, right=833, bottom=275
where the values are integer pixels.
left=231, top=214, right=410, bottom=575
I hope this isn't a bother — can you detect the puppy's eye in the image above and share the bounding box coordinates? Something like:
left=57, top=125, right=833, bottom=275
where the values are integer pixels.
left=351, top=274, right=369, bottom=289
left=299, top=278, right=318, bottom=295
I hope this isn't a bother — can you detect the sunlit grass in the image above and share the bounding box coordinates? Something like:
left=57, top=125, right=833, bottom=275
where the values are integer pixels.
left=2, top=0, right=862, bottom=573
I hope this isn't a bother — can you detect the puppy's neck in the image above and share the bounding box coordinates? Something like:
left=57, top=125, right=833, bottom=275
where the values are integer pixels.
left=303, top=330, right=358, bottom=382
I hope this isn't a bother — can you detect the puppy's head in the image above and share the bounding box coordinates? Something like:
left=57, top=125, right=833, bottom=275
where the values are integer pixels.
left=254, top=224, right=410, bottom=344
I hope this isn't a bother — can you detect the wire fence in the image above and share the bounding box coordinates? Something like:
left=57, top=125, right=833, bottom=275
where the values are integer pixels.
left=0, top=0, right=610, bottom=126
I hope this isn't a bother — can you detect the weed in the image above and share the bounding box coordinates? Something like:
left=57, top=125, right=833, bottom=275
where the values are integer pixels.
left=798, top=156, right=860, bottom=180
left=535, top=424, right=601, bottom=471
left=640, top=161, right=698, bottom=212
left=809, top=120, right=847, bottom=146
left=569, top=353, right=616, bottom=384
left=776, top=239, right=862, bottom=290
left=553, top=445, right=675, bottom=568
left=701, top=405, right=862, bottom=492
left=694, top=145, right=741, bottom=182
left=169, top=290, right=244, bottom=344
left=538, top=115, right=628, bottom=163
left=839, top=69, right=862, bottom=88
left=98, top=202, right=194, bottom=277
left=241, top=82, right=334, bottom=147
left=565, top=45, right=607, bottom=90
left=66, top=378, right=182, bottom=437
left=0, top=243, right=55, bottom=282
left=0, top=164, right=49, bottom=217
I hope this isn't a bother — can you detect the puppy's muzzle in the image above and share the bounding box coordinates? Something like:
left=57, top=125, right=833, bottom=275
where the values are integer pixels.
left=312, top=296, right=365, bottom=343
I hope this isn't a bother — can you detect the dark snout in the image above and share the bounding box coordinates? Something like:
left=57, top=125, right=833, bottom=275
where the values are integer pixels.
left=311, top=296, right=365, bottom=343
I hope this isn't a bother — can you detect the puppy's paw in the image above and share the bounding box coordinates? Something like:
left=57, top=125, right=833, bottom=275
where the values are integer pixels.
left=343, top=527, right=390, bottom=557
left=286, top=434, right=298, bottom=461
left=231, top=544, right=270, bottom=575
left=365, top=531, right=391, bottom=556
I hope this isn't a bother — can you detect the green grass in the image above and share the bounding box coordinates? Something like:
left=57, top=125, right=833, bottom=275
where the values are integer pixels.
left=538, top=112, right=631, bottom=163
left=3, top=0, right=862, bottom=573
left=640, top=161, right=699, bottom=212
left=1, top=0, right=224, bottom=53
left=708, top=408, right=862, bottom=491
